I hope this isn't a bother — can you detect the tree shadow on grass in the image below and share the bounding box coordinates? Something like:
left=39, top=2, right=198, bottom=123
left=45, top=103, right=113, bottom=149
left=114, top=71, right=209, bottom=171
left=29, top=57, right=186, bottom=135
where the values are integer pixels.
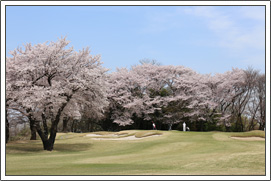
left=54, top=143, right=92, bottom=152
left=6, top=143, right=92, bottom=153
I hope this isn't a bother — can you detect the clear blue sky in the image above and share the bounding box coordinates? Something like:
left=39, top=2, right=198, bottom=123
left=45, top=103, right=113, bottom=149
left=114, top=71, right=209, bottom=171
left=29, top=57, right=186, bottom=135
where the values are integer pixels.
left=6, top=6, right=265, bottom=74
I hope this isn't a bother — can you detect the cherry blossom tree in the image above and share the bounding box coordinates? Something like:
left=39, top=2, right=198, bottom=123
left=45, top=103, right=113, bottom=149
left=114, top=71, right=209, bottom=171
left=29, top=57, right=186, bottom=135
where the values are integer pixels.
left=203, top=68, right=246, bottom=130
left=6, top=37, right=108, bottom=150
left=107, top=64, right=204, bottom=129
left=6, top=71, right=39, bottom=140
left=106, top=63, right=260, bottom=132
left=153, top=65, right=200, bottom=128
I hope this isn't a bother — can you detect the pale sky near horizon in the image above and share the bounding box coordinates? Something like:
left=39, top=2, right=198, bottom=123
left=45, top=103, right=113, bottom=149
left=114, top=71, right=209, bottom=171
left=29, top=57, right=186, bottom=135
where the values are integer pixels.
left=6, top=6, right=265, bottom=74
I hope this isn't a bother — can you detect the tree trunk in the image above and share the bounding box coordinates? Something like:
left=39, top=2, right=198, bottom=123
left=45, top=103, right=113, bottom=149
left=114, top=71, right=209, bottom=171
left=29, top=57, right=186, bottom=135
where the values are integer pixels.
left=259, top=110, right=265, bottom=131
left=36, top=123, right=49, bottom=150
left=235, top=114, right=243, bottom=132
left=249, top=119, right=256, bottom=131
left=29, top=115, right=37, bottom=140
left=62, top=117, right=69, bottom=133
left=87, top=119, right=90, bottom=132
left=42, top=112, right=49, bottom=138
left=47, top=127, right=57, bottom=151
left=6, top=109, right=9, bottom=144
left=73, top=120, right=78, bottom=132
left=200, top=121, right=204, bottom=131
left=259, top=122, right=265, bottom=131
left=36, top=118, right=60, bottom=151
left=71, top=119, right=75, bottom=132
left=89, top=120, right=93, bottom=132
left=36, top=124, right=56, bottom=151
left=25, top=109, right=37, bottom=140
left=37, top=92, right=74, bottom=151
left=37, top=130, right=56, bottom=151
left=42, top=94, right=72, bottom=150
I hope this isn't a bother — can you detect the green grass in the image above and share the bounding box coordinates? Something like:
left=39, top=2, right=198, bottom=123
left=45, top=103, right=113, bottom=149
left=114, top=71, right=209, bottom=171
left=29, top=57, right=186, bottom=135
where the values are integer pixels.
left=134, top=130, right=162, bottom=138
left=6, top=130, right=265, bottom=175
left=230, top=130, right=265, bottom=138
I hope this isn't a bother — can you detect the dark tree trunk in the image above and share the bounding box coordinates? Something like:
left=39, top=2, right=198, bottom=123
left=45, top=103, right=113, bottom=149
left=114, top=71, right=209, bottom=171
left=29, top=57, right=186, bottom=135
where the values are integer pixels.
left=240, top=119, right=244, bottom=132
left=249, top=119, right=256, bottom=131
left=42, top=112, right=49, bottom=138
left=71, top=119, right=75, bottom=132
left=62, top=117, right=69, bottom=133
left=6, top=109, right=9, bottom=144
left=259, top=123, right=262, bottom=130
left=43, top=93, right=72, bottom=150
left=36, top=124, right=56, bottom=151
left=200, top=121, right=204, bottom=131
left=25, top=109, right=37, bottom=140
left=29, top=115, right=37, bottom=140
left=47, top=127, right=57, bottom=151
left=36, top=124, right=49, bottom=150
left=259, top=110, right=265, bottom=131
left=44, top=96, right=70, bottom=150
left=236, top=114, right=243, bottom=132
left=36, top=91, right=74, bottom=151
left=72, top=119, right=79, bottom=132
left=36, top=120, right=61, bottom=151
left=89, top=120, right=93, bottom=132
left=259, top=122, right=265, bottom=131
left=87, top=119, right=90, bottom=132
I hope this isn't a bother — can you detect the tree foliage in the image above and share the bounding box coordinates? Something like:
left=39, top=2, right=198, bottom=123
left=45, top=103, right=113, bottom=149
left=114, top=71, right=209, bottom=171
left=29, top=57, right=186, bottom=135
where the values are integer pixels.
left=106, top=64, right=265, bottom=132
left=6, top=37, right=108, bottom=150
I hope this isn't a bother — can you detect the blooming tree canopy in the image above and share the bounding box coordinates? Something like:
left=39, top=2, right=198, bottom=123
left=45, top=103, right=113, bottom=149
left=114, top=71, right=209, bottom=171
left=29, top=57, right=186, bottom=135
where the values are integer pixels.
left=6, top=37, right=108, bottom=150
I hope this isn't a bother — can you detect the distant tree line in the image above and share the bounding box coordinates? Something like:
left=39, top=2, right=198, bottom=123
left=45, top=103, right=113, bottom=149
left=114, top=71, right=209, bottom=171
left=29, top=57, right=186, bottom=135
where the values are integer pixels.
left=103, top=62, right=265, bottom=132
left=6, top=38, right=266, bottom=151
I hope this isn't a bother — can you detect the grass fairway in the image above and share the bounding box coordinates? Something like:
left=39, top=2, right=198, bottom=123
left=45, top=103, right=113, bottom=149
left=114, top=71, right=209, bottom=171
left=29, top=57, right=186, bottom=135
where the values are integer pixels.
left=6, top=130, right=265, bottom=175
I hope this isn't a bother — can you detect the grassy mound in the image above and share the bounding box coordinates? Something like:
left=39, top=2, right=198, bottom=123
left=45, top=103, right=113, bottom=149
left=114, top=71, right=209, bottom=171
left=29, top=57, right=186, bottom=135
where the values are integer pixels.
left=230, top=130, right=265, bottom=138
left=89, top=131, right=115, bottom=135
left=134, top=130, right=162, bottom=138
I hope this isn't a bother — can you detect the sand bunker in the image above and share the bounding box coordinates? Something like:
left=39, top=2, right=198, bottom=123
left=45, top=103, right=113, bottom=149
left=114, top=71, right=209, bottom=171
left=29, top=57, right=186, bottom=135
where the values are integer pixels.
left=86, top=133, right=161, bottom=140
left=231, top=137, right=265, bottom=141
left=85, top=133, right=118, bottom=137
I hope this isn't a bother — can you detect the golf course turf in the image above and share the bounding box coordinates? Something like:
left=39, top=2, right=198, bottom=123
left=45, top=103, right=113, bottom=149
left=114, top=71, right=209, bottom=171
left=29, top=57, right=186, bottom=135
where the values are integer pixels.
left=6, top=130, right=265, bottom=175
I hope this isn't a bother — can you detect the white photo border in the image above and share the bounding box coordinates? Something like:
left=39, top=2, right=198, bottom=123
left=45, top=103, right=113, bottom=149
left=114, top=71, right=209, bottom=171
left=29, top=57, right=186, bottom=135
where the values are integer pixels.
left=1, top=1, right=270, bottom=180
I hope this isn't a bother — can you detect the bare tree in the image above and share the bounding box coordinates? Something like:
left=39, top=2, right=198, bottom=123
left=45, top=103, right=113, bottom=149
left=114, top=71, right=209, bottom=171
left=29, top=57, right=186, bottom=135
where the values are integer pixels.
left=139, top=58, right=161, bottom=66
left=255, top=74, right=265, bottom=130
